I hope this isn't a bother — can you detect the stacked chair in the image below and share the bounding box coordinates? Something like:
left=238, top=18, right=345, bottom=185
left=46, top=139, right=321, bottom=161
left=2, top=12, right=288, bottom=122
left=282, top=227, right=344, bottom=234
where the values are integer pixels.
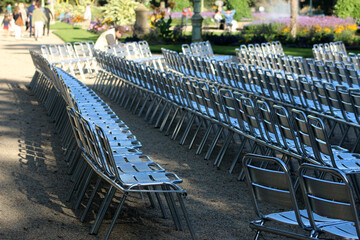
left=28, top=49, right=196, bottom=240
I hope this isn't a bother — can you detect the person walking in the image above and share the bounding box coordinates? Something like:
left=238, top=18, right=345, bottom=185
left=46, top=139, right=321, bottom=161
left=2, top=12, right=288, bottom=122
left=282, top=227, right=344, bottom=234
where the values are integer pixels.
left=181, top=6, right=193, bottom=30
left=1, top=14, right=10, bottom=37
left=13, top=6, right=24, bottom=39
left=42, top=6, right=53, bottom=36
left=6, top=4, right=12, bottom=14
left=19, top=3, right=28, bottom=37
left=31, top=1, right=46, bottom=41
left=27, top=1, right=36, bottom=37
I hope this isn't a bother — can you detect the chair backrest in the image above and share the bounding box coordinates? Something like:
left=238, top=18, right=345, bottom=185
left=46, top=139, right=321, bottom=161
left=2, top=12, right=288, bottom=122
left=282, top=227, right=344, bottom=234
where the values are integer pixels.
left=299, top=163, right=360, bottom=235
left=182, top=44, right=192, bottom=55
left=273, top=105, right=300, bottom=153
left=95, top=125, right=120, bottom=179
left=256, top=100, right=281, bottom=145
left=307, top=115, right=337, bottom=167
left=242, top=154, right=305, bottom=228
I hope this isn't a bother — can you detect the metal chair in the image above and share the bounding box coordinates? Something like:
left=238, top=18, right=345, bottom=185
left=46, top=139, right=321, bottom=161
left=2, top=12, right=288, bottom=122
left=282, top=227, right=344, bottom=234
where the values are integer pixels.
left=243, top=154, right=313, bottom=240
left=299, top=163, right=360, bottom=239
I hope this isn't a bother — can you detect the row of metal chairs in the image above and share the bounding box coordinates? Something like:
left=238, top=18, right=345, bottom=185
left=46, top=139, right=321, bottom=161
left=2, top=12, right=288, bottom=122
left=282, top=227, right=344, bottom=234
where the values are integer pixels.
left=313, top=49, right=360, bottom=72
left=243, top=154, right=360, bottom=240
left=313, top=41, right=347, bottom=55
left=239, top=41, right=284, bottom=55
left=236, top=46, right=360, bottom=88
left=93, top=50, right=360, bottom=179
left=162, top=48, right=360, bottom=132
left=29, top=49, right=196, bottom=240
left=181, top=40, right=233, bottom=62
left=40, top=41, right=98, bottom=81
left=104, top=41, right=164, bottom=71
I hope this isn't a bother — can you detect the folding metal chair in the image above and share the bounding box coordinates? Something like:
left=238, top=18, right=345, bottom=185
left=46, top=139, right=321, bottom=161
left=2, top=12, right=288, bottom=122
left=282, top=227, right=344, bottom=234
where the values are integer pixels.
left=243, top=154, right=313, bottom=240
left=299, top=163, right=360, bottom=239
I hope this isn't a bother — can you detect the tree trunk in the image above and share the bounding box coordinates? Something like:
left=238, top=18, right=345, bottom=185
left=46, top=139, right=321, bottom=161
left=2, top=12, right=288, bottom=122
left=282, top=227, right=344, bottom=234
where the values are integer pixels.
left=290, top=0, right=298, bottom=38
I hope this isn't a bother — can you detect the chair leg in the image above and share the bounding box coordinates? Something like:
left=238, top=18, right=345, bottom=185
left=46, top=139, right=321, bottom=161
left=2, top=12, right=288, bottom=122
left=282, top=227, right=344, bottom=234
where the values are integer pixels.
left=89, top=186, right=116, bottom=234
left=104, top=193, right=128, bottom=240
left=177, top=193, right=197, bottom=240
left=81, top=176, right=102, bottom=223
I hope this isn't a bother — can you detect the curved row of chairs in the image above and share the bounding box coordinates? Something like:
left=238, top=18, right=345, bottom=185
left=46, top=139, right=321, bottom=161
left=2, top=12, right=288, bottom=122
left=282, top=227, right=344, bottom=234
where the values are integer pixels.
left=93, top=50, right=360, bottom=180
left=37, top=40, right=360, bottom=239
left=313, top=42, right=360, bottom=73
left=104, top=41, right=165, bottom=71
left=29, top=49, right=196, bottom=239
left=181, top=40, right=233, bottom=62
left=162, top=48, right=360, bottom=149
left=313, top=41, right=347, bottom=54
left=236, top=46, right=360, bottom=88
left=238, top=41, right=285, bottom=56
left=40, top=41, right=98, bottom=81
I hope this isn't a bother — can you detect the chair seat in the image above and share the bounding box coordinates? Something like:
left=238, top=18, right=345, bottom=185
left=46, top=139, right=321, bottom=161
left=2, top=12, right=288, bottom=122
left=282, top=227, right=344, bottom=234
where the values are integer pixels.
left=266, top=209, right=342, bottom=227
left=116, top=162, right=164, bottom=173
left=320, top=221, right=358, bottom=240
left=113, top=154, right=151, bottom=164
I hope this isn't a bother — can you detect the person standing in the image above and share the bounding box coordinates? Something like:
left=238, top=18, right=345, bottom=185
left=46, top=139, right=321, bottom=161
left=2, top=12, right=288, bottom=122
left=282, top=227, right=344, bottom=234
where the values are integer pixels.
left=42, top=6, right=53, bottom=36
left=27, top=1, right=36, bottom=37
left=222, top=8, right=236, bottom=32
left=84, top=4, right=91, bottom=21
left=13, top=6, right=24, bottom=39
left=32, top=1, right=46, bottom=41
left=19, top=3, right=28, bottom=37
left=6, top=4, right=12, bottom=14
left=181, top=6, right=193, bottom=29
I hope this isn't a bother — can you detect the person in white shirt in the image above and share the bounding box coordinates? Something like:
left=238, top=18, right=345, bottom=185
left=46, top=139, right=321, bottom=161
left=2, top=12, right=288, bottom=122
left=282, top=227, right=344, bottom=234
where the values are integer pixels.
left=84, top=4, right=91, bottom=21
left=94, top=26, right=128, bottom=51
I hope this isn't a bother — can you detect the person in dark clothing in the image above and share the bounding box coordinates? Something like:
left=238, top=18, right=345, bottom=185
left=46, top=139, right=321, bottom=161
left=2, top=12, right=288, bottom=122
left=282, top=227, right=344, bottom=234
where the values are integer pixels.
left=42, top=7, right=53, bottom=36
left=27, top=1, right=36, bottom=36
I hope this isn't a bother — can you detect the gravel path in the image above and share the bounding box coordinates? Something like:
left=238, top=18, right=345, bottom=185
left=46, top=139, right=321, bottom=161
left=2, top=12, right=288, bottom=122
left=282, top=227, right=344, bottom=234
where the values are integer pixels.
left=0, top=28, right=282, bottom=240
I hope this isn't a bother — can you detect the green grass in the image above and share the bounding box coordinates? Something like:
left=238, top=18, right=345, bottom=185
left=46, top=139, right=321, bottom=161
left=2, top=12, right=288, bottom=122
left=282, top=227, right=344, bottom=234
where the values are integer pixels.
left=51, top=22, right=100, bottom=44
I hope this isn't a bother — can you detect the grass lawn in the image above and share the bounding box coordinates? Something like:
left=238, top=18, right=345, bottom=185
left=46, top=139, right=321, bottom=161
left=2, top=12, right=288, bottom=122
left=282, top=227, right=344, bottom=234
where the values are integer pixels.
left=51, top=22, right=357, bottom=58
left=51, top=22, right=99, bottom=44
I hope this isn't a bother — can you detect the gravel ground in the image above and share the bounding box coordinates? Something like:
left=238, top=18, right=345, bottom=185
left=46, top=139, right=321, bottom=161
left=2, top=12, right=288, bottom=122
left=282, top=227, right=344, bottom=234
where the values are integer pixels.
left=0, top=28, right=288, bottom=240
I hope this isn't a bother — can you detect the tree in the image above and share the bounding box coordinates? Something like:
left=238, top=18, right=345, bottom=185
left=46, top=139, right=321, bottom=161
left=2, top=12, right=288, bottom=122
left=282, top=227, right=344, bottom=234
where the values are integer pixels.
left=102, top=0, right=139, bottom=25
left=226, top=0, right=251, bottom=21
left=290, top=0, right=298, bottom=38
left=334, top=0, right=360, bottom=21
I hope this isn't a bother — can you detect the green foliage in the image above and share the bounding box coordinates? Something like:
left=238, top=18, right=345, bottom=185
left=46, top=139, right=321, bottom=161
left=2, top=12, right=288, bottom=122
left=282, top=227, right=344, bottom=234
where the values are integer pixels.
left=54, top=0, right=92, bottom=17
left=152, top=17, right=173, bottom=40
left=226, top=0, right=251, bottom=21
left=171, top=0, right=192, bottom=12
left=242, top=23, right=282, bottom=41
left=101, top=0, right=139, bottom=26
left=334, top=0, right=360, bottom=21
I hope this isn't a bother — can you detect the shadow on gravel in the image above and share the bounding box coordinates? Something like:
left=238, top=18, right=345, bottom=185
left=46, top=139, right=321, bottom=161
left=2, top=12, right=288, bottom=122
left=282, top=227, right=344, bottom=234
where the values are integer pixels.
left=0, top=79, right=93, bottom=239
